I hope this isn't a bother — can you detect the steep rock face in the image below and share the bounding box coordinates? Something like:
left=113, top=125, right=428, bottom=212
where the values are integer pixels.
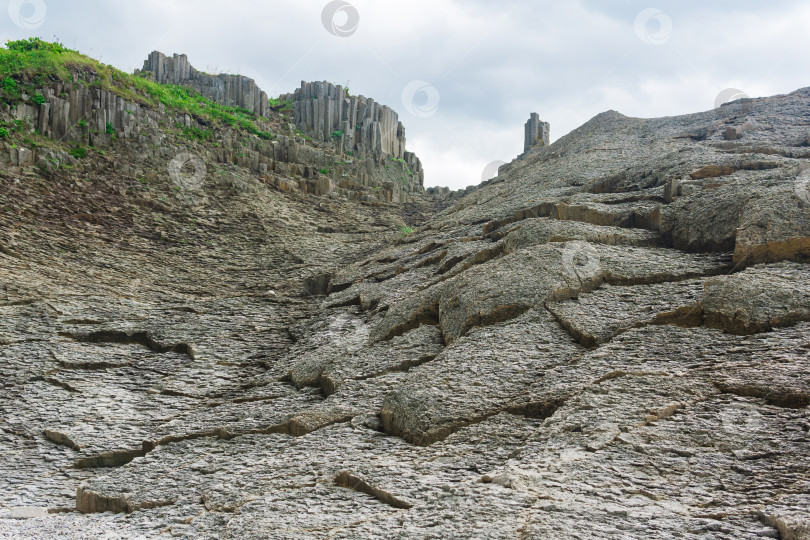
left=1, top=82, right=809, bottom=539
left=4, top=79, right=156, bottom=147
left=139, top=51, right=269, bottom=117
left=0, top=68, right=426, bottom=204
left=136, top=53, right=426, bottom=191
left=281, top=81, right=424, bottom=187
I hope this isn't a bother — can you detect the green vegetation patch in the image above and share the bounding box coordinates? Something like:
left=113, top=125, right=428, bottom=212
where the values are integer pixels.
left=177, top=123, right=213, bottom=141
left=268, top=97, right=294, bottom=112
left=0, top=38, right=276, bottom=141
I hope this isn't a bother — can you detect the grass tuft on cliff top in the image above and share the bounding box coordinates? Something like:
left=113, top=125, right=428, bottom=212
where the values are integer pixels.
left=0, top=38, right=276, bottom=140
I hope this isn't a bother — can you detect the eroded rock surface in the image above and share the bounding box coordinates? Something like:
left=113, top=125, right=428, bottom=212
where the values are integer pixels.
left=2, top=82, right=809, bottom=539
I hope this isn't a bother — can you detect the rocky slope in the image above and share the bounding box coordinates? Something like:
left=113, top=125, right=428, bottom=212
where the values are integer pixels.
left=1, top=42, right=809, bottom=539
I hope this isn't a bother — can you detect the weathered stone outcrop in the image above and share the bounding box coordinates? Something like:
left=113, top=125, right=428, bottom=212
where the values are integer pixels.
left=703, top=262, right=810, bottom=334
left=425, top=112, right=551, bottom=204
left=524, top=112, right=550, bottom=153
left=138, top=51, right=268, bottom=117
left=131, top=53, right=425, bottom=198
left=280, top=81, right=424, bottom=187
left=3, top=82, right=155, bottom=147
left=0, top=64, right=426, bottom=205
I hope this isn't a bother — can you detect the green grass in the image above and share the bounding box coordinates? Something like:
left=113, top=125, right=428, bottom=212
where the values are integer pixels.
left=69, top=146, right=86, bottom=159
left=177, top=123, right=213, bottom=141
left=268, top=97, right=294, bottom=112
left=2, top=76, right=19, bottom=95
left=128, top=77, right=276, bottom=140
left=0, top=38, right=275, bottom=141
left=400, top=226, right=416, bottom=237
left=0, top=127, right=8, bottom=138
left=105, top=122, right=114, bottom=135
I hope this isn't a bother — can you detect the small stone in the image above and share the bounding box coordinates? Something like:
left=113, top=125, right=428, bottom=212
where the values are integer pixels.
left=315, top=176, right=334, bottom=196
left=8, top=506, right=49, bottom=519
left=724, top=126, right=743, bottom=140
left=663, top=177, right=682, bottom=202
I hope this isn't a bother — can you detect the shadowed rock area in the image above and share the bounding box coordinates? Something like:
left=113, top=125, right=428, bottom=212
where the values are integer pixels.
left=1, top=43, right=809, bottom=538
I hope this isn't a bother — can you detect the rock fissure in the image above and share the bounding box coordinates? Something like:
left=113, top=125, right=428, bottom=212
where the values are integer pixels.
left=334, top=471, right=415, bottom=510
left=62, top=330, right=195, bottom=359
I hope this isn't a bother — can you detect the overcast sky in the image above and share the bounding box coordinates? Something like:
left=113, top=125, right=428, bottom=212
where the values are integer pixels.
left=4, top=0, right=809, bottom=189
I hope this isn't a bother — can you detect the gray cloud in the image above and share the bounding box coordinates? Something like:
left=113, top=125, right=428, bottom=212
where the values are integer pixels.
left=4, top=0, right=808, bottom=188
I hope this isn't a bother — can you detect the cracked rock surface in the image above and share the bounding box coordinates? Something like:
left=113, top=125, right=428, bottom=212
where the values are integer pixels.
left=2, top=87, right=810, bottom=538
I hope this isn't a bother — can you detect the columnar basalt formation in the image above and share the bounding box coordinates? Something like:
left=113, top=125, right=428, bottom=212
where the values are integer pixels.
left=1, top=81, right=160, bottom=175
left=134, top=53, right=424, bottom=191
left=3, top=52, right=426, bottom=204
left=138, top=51, right=269, bottom=117
left=524, top=112, right=550, bottom=153
left=8, top=82, right=150, bottom=147
left=280, top=81, right=424, bottom=187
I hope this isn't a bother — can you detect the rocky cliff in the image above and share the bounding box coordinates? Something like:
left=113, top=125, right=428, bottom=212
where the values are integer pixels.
left=139, top=51, right=270, bottom=117
left=1, top=44, right=425, bottom=205
left=1, top=41, right=809, bottom=539
left=280, top=81, right=424, bottom=186
left=137, top=52, right=425, bottom=190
